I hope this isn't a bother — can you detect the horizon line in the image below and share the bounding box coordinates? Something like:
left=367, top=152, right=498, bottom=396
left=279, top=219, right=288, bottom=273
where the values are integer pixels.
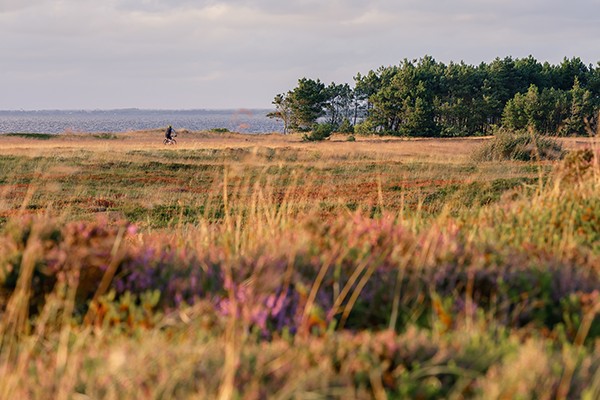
left=0, top=107, right=275, bottom=112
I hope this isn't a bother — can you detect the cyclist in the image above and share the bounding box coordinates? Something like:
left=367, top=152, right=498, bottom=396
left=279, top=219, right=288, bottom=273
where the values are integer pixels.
left=164, top=125, right=176, bottom=144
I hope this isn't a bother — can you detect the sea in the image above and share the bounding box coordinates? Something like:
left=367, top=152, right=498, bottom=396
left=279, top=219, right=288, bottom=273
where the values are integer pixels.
left=0, top=109, right=283, bottom=134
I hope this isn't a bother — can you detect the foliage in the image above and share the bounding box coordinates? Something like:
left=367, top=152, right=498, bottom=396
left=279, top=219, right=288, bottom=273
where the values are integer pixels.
left=267, top=93, right=293, bottom=134
left=353, top=119, right=375, bottom=135
left=275, top=55, right=600, bottom=137
left=301, top=123, right=334, bottom=142
left=558, top=149, right=597, bottom=182
left=210, top=128, right=230, bottom=133
left=473, top=128, right=565, bottom=161
left=2, top=177, right=599, bottom=338
left=85, top=290, right=162, bottom=332
left=269, top=78, right=329, bottom=132
left=502, top=80, right=595, bottom=135
left=324, top=83, right=354, bottom=127
left=5, top=133, right=55, bottom=140
left=289, top=78, right=327, bottom=130
left=337, top=118, right=354, bottom=134
left=0, top=217, right=137, bottom=315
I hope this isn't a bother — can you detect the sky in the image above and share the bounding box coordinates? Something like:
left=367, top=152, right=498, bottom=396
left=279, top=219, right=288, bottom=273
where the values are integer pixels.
left=1, top=0, right=599, bottom=110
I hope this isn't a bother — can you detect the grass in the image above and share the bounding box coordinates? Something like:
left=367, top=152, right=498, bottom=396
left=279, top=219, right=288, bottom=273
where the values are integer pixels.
left=0, top=130, right=599, bottom=398
left=3, top=133, right=55, bottom=140
left=473, top=129, right=565, bottom=162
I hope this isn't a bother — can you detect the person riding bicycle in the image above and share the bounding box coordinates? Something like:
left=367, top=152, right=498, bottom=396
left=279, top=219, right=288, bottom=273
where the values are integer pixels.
left=165, top=125, right=175, bottom=142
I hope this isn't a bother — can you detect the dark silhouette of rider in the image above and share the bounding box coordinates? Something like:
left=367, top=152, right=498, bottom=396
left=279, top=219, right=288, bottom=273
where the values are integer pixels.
left=165, top=125, right=175, bottom=141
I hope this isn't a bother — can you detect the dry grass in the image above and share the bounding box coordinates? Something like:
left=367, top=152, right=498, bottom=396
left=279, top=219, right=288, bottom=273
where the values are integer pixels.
left=0, top=131, right=486, bottom=161
left=1, top=130, right=599, bottom=399
left=1, top=130, right=595, bottom=165
left=0, top=132, right=517, bottom=227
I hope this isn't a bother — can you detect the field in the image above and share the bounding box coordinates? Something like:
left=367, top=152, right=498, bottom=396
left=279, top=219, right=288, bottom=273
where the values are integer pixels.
left=1, top=131, right=599, bottom=399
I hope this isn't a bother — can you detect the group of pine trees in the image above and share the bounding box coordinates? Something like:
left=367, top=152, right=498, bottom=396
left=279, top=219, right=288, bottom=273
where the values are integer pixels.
left=268, top=56, right=600, bottom=137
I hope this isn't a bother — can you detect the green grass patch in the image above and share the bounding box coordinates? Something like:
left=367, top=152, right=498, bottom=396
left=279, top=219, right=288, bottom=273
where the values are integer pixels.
left=4, top=133, right=55, bottom=140
left=123, top=204, right=208, bottom=227
left=424, top=177, right=539, bottom=209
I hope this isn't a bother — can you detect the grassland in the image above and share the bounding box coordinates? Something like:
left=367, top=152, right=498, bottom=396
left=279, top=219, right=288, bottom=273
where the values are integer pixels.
left=0, top=131, right=599, bottom=399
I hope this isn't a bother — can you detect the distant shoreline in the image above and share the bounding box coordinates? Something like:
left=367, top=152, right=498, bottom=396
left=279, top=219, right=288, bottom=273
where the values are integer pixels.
left=0, top=108, right=274, bottom=114
left=0, top=109, right=283, bottom=134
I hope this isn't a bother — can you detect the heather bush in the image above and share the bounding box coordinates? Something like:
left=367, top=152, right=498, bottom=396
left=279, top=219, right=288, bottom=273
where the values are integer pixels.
left=115, top=244, right=225, bottom=309
left=2, top=207, right=599, bottom=339
left=0, top=217, right=136, bottom=315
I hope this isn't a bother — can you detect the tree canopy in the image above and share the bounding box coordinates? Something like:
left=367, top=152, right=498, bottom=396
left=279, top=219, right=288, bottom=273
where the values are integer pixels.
left=269, top=56, right=600, bottom=137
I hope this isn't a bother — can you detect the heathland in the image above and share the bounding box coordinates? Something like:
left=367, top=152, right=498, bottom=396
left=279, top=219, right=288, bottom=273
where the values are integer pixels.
left=0, top=130, right=599, bottom=399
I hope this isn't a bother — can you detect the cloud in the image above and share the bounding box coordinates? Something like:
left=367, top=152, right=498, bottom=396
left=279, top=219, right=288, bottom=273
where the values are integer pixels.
left=1, top=0, right=599, bottom=109
left=0, top=0, right=42, bottom=13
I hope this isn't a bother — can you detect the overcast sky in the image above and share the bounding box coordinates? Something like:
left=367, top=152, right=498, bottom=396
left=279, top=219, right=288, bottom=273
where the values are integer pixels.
left=1, top=0, right=599, bottom=110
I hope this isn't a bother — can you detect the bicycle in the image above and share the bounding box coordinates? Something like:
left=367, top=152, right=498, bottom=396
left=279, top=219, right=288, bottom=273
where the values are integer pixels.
left=163, top=131, right=178, bottom=145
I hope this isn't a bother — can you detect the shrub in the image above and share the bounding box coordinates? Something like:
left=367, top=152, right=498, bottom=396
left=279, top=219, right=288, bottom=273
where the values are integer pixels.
left=557, top=149, right=598, bottom=182
left=2, top=208, right=600, bottom=338
left=440, top=125, right=463, bottom=137
left=353, top=120, right=374, bottom=135
left=337, top=118, right=354, bottom=134
left=0, top=217, right=136, bottom=315
left=473, top=128, right=564, bottom=162
left=5, top=133, right=55, bottom=140
left=302, top=123, right=334, bottom=142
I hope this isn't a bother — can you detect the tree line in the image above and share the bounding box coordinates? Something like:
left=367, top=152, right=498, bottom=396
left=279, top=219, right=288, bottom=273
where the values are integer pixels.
left=268, top=56, right=600, bottom=137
